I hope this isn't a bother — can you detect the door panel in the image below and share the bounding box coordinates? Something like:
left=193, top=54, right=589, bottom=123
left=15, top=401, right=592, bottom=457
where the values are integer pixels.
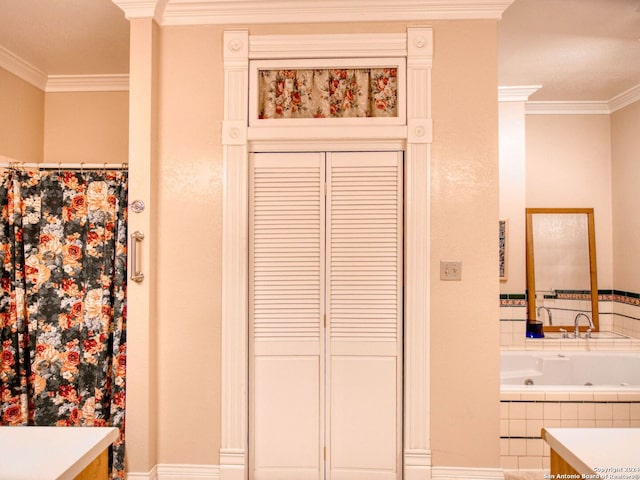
left=329, top=356, right=398, bottom=479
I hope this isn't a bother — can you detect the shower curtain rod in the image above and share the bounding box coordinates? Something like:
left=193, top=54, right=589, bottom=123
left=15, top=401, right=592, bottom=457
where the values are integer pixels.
left=0, top=161, right=127, bottom=170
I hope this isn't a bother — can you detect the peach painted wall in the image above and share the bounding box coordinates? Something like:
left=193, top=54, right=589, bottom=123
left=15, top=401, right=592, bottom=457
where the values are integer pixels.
left=155, top=24, right=223, bottom=465
left=0, top=67, right=44, bottom=163
left=611, top=101, right=640, bottom=293
left=429, top=20, right=500, bottom=468
left=43, top=91, right=129, bottom=164
left=142, top=19, right=501, bottom=471
left=525, top=114, right=613, bottom=290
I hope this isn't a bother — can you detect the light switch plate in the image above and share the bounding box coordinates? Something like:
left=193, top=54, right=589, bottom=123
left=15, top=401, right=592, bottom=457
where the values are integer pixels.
left=440, top=261, right=462, bottom=281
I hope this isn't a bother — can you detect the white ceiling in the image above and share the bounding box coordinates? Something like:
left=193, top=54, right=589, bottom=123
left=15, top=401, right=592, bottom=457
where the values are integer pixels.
left=1, top=0, right=639, bottom=101
left=498, top=0, right=640, bottom=101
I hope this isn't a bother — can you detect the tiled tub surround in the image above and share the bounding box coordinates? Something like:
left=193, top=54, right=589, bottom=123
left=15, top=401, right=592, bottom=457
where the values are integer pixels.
left=499, top=291, right=640, bottom=349
left=499, top=292, right=640, bottom=472
left=500, top=351, right=640, bottom=470
left=500, top=389, right=640, bottom=470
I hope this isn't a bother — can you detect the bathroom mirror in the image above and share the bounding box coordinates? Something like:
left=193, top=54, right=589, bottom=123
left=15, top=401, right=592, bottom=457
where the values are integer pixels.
left=526, top=208, right=599, bottom=332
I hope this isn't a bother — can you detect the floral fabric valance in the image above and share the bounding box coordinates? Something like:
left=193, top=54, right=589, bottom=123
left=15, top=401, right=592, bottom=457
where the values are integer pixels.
left=258, top=68, right=398, bottom=119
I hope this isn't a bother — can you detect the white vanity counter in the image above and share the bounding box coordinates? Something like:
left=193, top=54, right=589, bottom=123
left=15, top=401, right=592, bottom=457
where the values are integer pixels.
left=0, top=426, right=119, bottom=480
left=542, top=428, right=640, bottom=477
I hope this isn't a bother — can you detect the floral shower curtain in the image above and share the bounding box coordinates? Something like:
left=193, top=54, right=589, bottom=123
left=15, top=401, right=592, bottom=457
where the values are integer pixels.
left=0, top=167, right=128, bottom=479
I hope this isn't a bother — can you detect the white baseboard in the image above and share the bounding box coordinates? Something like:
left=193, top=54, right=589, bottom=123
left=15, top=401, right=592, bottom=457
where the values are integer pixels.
left=126, top=465, right=158, bottom=480
left=128, top=464, right=501, bottom=480
left=127, top=464, right=219, bottom=480
left=432, top=466, right=505, bottom=480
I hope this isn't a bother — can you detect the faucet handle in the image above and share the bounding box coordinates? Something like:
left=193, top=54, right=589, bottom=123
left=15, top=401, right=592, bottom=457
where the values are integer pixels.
left=559, top=328, right=569, bottom=339
left=586, top=328, right=592, bottom=339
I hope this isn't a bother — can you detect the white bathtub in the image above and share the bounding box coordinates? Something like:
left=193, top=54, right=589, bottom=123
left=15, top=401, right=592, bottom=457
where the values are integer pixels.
left=500, top=351, right=640, bottom=390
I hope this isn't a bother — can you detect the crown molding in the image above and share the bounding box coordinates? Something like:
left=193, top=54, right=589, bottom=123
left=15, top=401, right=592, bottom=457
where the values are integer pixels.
left=0, top=45, right=47, bottom=90
left=498, top=85, right=541, bottom=102
left=0, top=46, right=129, bottom=92
left=525, top=101, right=611, bottom=115
left=609, top=83, right=640, bottom=113
left=46, top=74, right=129, bottom=92
left=145, top=0, right=514, bottom=26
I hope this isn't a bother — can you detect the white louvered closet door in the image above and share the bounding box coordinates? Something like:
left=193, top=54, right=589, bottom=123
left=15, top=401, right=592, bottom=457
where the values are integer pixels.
left=250, top=152, right=325, bottom=480
left=250, top=151, right=402, bottom=480
left=326, top=152, right=403, bottom=480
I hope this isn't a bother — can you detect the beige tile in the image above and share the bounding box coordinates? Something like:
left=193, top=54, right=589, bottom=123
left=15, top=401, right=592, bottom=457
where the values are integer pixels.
left=501, top=392, right=522, bottom=401
left=543, top=418, right=562, bottom=428
left=526, top=402, right=544, bottom=420
left=617, top=392, right=640, bottom=402
left=500, top=418, right=510, bottom=437
left=510, top=438, right=527, bottom=456
left=500, top=402, right=510, bottom=419
left=560, top=419, right=578, bottom=427
left=612, top=403, right=630, bottom=420
left=521, top=392, right=546, bottom=402
left=578, top=419, right=596, bottom=427
left=630, top=403, right=640, bottom=420
left=595, top=419, right=613, bottom=428
left=500, top=438, right=510, bottom=455
left=543, top=402, right=561, bottom=420
left=569, top=392, right=593, bottom=401
left=519, top=456, right=543, bottom=469
left=527, top=438, right=544, bottom=456
left=613, top=420, right=630, bottom=427
left=595, top=403, right=613, bottom=420
left=501, top=456, right=519, bottom=470
left=509, top=419, right=527, bottom=437
left=543, top=456, right=550, bottom=470
left=510, top=402, right=527, bottom=419
left=526, top=418, right=544, bottom=437
left=560, top=403, right=578, bottom=420
left=577, top=403, right=595, bottom=420
left=543, top=442, right=550, bottom=457
left=546, top=392, right=570, bottom=401
left=593, top=392, right=619, bottom=402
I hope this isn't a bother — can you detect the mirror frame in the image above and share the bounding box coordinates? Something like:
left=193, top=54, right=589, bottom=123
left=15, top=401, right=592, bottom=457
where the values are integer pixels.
left=526, top=207, right=599, bottom=332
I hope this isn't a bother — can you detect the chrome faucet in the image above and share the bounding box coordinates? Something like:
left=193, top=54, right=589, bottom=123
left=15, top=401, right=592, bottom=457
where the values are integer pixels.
left=574, top=312, right=594, bottom=338
left=536, top=306, right=553, bottom=326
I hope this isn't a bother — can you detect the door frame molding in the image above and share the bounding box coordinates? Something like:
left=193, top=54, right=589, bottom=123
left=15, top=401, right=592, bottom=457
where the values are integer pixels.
left=221, top=29, right=432, bottom=480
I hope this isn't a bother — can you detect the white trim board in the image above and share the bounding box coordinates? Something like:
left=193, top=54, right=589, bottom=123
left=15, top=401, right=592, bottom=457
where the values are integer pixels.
left=46, top=74, right=130, bottom=92
left=126, top=464, right=505, bottom=480
left=431, top=466, right=505, bottom=480
left=0, top=45, right=47, bottom=90
left=220, top=28, right=433, bottom=480
left=116, top=0, right=515, bottom=24
left=126, top=464, right=219, bottom=480
left=499, top=84, right=640, bottom=113
left=0, top=47, right=129, bottom=92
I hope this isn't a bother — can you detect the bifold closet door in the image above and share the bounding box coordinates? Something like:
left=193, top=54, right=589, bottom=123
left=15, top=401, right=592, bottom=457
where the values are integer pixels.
left=249, top=152, right=325, bottom=480
left=250, top=151, right=402, bottom=480
left=325, top=152, right=403, bottom=480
